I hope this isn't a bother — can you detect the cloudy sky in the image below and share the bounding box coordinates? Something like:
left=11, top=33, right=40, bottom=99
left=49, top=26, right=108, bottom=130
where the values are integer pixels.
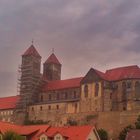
left=0, top=0, right=140, bottom=97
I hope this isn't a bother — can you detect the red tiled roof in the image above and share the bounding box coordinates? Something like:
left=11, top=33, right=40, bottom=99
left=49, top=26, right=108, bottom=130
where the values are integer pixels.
left=126, top=130, right=140, bottom=140
left=45, top=125, right=94, bottom=140
left=0, top=122, right=96, bottom=140
left=0, top=121, right=50, bottom=140
left=0, top=96, right=20, bottom=110
left=22, top=45, right=41, bottom=58
left=44, top=77, right=83, bottom=91
left=94, top=69, right=107, bottom=80
left=105, top=65, right=140, bottom=81
left=44, top=53, right=61, bottom=65
left=82, top=65, right=140, bottom=82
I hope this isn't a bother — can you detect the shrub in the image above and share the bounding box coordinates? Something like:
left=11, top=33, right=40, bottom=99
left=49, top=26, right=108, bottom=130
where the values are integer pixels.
left=97, top=129, right=108, bottom=140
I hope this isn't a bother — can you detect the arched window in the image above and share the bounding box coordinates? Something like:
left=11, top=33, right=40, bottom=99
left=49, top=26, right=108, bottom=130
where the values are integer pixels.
left=31, top=107, right=34, bottom=111
left=49, top=94, right=52, bottom=100
left=48, top=105, right=51, bottom=110
left=40, top=106, right=43, bottom=111
left=122, top=82, right=127, bottom=101
left=74, top=91, right=77, bottom=98
left=110, top=93, right=113, bottom=99
left=135, top=81, right=140, bottom=98
left=65, top=92, right=68, bottom=99
left=57, top=93, right=60, bottom=100
left=84, top=85, right=88, bottom=98
left=127, top=81, right=132, bottom=89
left=40, top=95, right=43, bottom=102
left=56, top=105, right=59, bottom=110
left=75, top=103, right=78, bottom=113
left=95, top=83, right=99, bottom=97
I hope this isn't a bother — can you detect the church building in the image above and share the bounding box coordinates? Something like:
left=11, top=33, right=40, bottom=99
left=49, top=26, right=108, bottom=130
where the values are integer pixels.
left=0, top=44, right=140, bottom=126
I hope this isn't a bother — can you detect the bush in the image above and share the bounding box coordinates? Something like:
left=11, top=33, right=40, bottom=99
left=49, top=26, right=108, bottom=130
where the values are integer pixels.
left=97, top=129, right=108, bottom=140
left=135, top=115, right=140, bottom=129
left=67, top=119, right=78, bottom=126
left=118, top=125, right=133, bottom=140
left=86, top=114, right=97, bottom=122
left=3, top=130, right=24, bottom=140
left=24, top=120, right=50, bottom=125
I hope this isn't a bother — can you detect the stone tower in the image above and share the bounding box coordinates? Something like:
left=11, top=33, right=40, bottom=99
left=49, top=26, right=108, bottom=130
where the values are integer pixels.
left=19, top=44, right=42, bottom=108
left=43, top=53, right=61, bottom=81
left=14, top=44, right=42, bottom=124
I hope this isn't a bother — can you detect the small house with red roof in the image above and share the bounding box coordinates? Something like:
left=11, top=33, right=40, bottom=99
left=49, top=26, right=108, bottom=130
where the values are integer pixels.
left=125, top=130, right=140, bottom=140
left=0, top=121, right=100, bottom=140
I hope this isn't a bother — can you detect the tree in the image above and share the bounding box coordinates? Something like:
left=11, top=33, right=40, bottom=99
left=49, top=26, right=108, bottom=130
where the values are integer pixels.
left=118, top=125, right=133, bottom=140
left=135, top=115, right=140, bottom=129
left=67, top=118, right=78, bottom=126
left=2, top=130, right=24, bottom=140
left=97, top=129, right=108, bottom=140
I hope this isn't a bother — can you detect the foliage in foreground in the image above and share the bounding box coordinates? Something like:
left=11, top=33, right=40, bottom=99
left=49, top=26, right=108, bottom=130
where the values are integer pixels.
left=97, top=128, right=108, bottom=140
left=2, top=130, right=24, bottom=140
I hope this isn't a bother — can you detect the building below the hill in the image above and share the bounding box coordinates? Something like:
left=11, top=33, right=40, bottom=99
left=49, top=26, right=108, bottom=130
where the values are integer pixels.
left=0, top=121, right=100, bottom=140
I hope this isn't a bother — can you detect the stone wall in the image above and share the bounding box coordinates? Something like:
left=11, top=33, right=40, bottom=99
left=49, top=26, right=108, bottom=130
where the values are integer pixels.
left=97, top=111, right=140, bottom=140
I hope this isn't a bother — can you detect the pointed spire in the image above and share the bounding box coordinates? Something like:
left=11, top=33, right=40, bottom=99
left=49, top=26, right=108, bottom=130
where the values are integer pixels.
left=22, top=43, right=41, bottom=58
left=45, top=53, right=61, bottom=65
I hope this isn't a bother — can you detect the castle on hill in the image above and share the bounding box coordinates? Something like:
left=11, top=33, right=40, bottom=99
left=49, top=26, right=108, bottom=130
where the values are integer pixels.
left=0, top=43, right=140, bottom=128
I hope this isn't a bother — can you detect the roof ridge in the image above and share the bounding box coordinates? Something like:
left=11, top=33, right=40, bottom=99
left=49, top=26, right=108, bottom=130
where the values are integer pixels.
left=48, top=77, right=83, bottom=83
left=106, top=65, right=139, bottom=72
left=0, top=95, right=19, bottom=99
left=44, top=53, right=61, bottom=65
left=22, top=45, right=41, bottom=58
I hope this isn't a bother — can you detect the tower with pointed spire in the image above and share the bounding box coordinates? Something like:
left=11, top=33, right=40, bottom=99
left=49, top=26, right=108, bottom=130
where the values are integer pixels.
left=43, top=53, right=61, bottom=81
left=19, top=44, right=42, bottom=108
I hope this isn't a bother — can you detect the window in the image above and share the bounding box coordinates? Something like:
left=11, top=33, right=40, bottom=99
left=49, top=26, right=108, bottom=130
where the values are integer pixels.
left=56, top=105, right=59, bottom=110
left=31, top=107, right=34, bottom=111
left=40, top=106, right=43, bottom=111
left=74, top=91, right=77, bottom=98
left=48, top=105, right=51, bottom=110
left=127, top=82, right=132, bottom=89
left=122, top=82, right=127, bottom=101
left=84, top=85, right=88, bottom=98
left=56, top=136, right=61, bottom=140
left=41, top=137, right=46, bottom=140
left=110, top=93, right=112, bottom=99
left=65, top=92, right=68, bottom=99
left=49, top=94, right=52, bottom=100
left=135, top=81, right=140, bottom=98
left=40, top=95, right=43, bottom=102
left=75, top=103, right=78, bottom=113
left=95, top=83, right=99, bottom=97
left=57, top=93, right=60, bottom=100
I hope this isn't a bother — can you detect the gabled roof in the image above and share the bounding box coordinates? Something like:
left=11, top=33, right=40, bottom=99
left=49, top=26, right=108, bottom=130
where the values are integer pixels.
left=81, top=68, right=107, bottom=84
left=45, top=125, right=94, bottom=140
left=126, top=130, right=140, bottom=140
left=44, top=77, right=83, bottom=91
left=0, top=122, right=96, bottom=140
left=105, top=65, right=140, bottom=81
left=0, top=95, right=20, bottom=110
left=22, top=45, right=41, bottom=58
left=0, top=121, right=50, bottom=140
left=82, top=65, right=140, bottom=82
left=44, top=53, right=61, bottom=65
